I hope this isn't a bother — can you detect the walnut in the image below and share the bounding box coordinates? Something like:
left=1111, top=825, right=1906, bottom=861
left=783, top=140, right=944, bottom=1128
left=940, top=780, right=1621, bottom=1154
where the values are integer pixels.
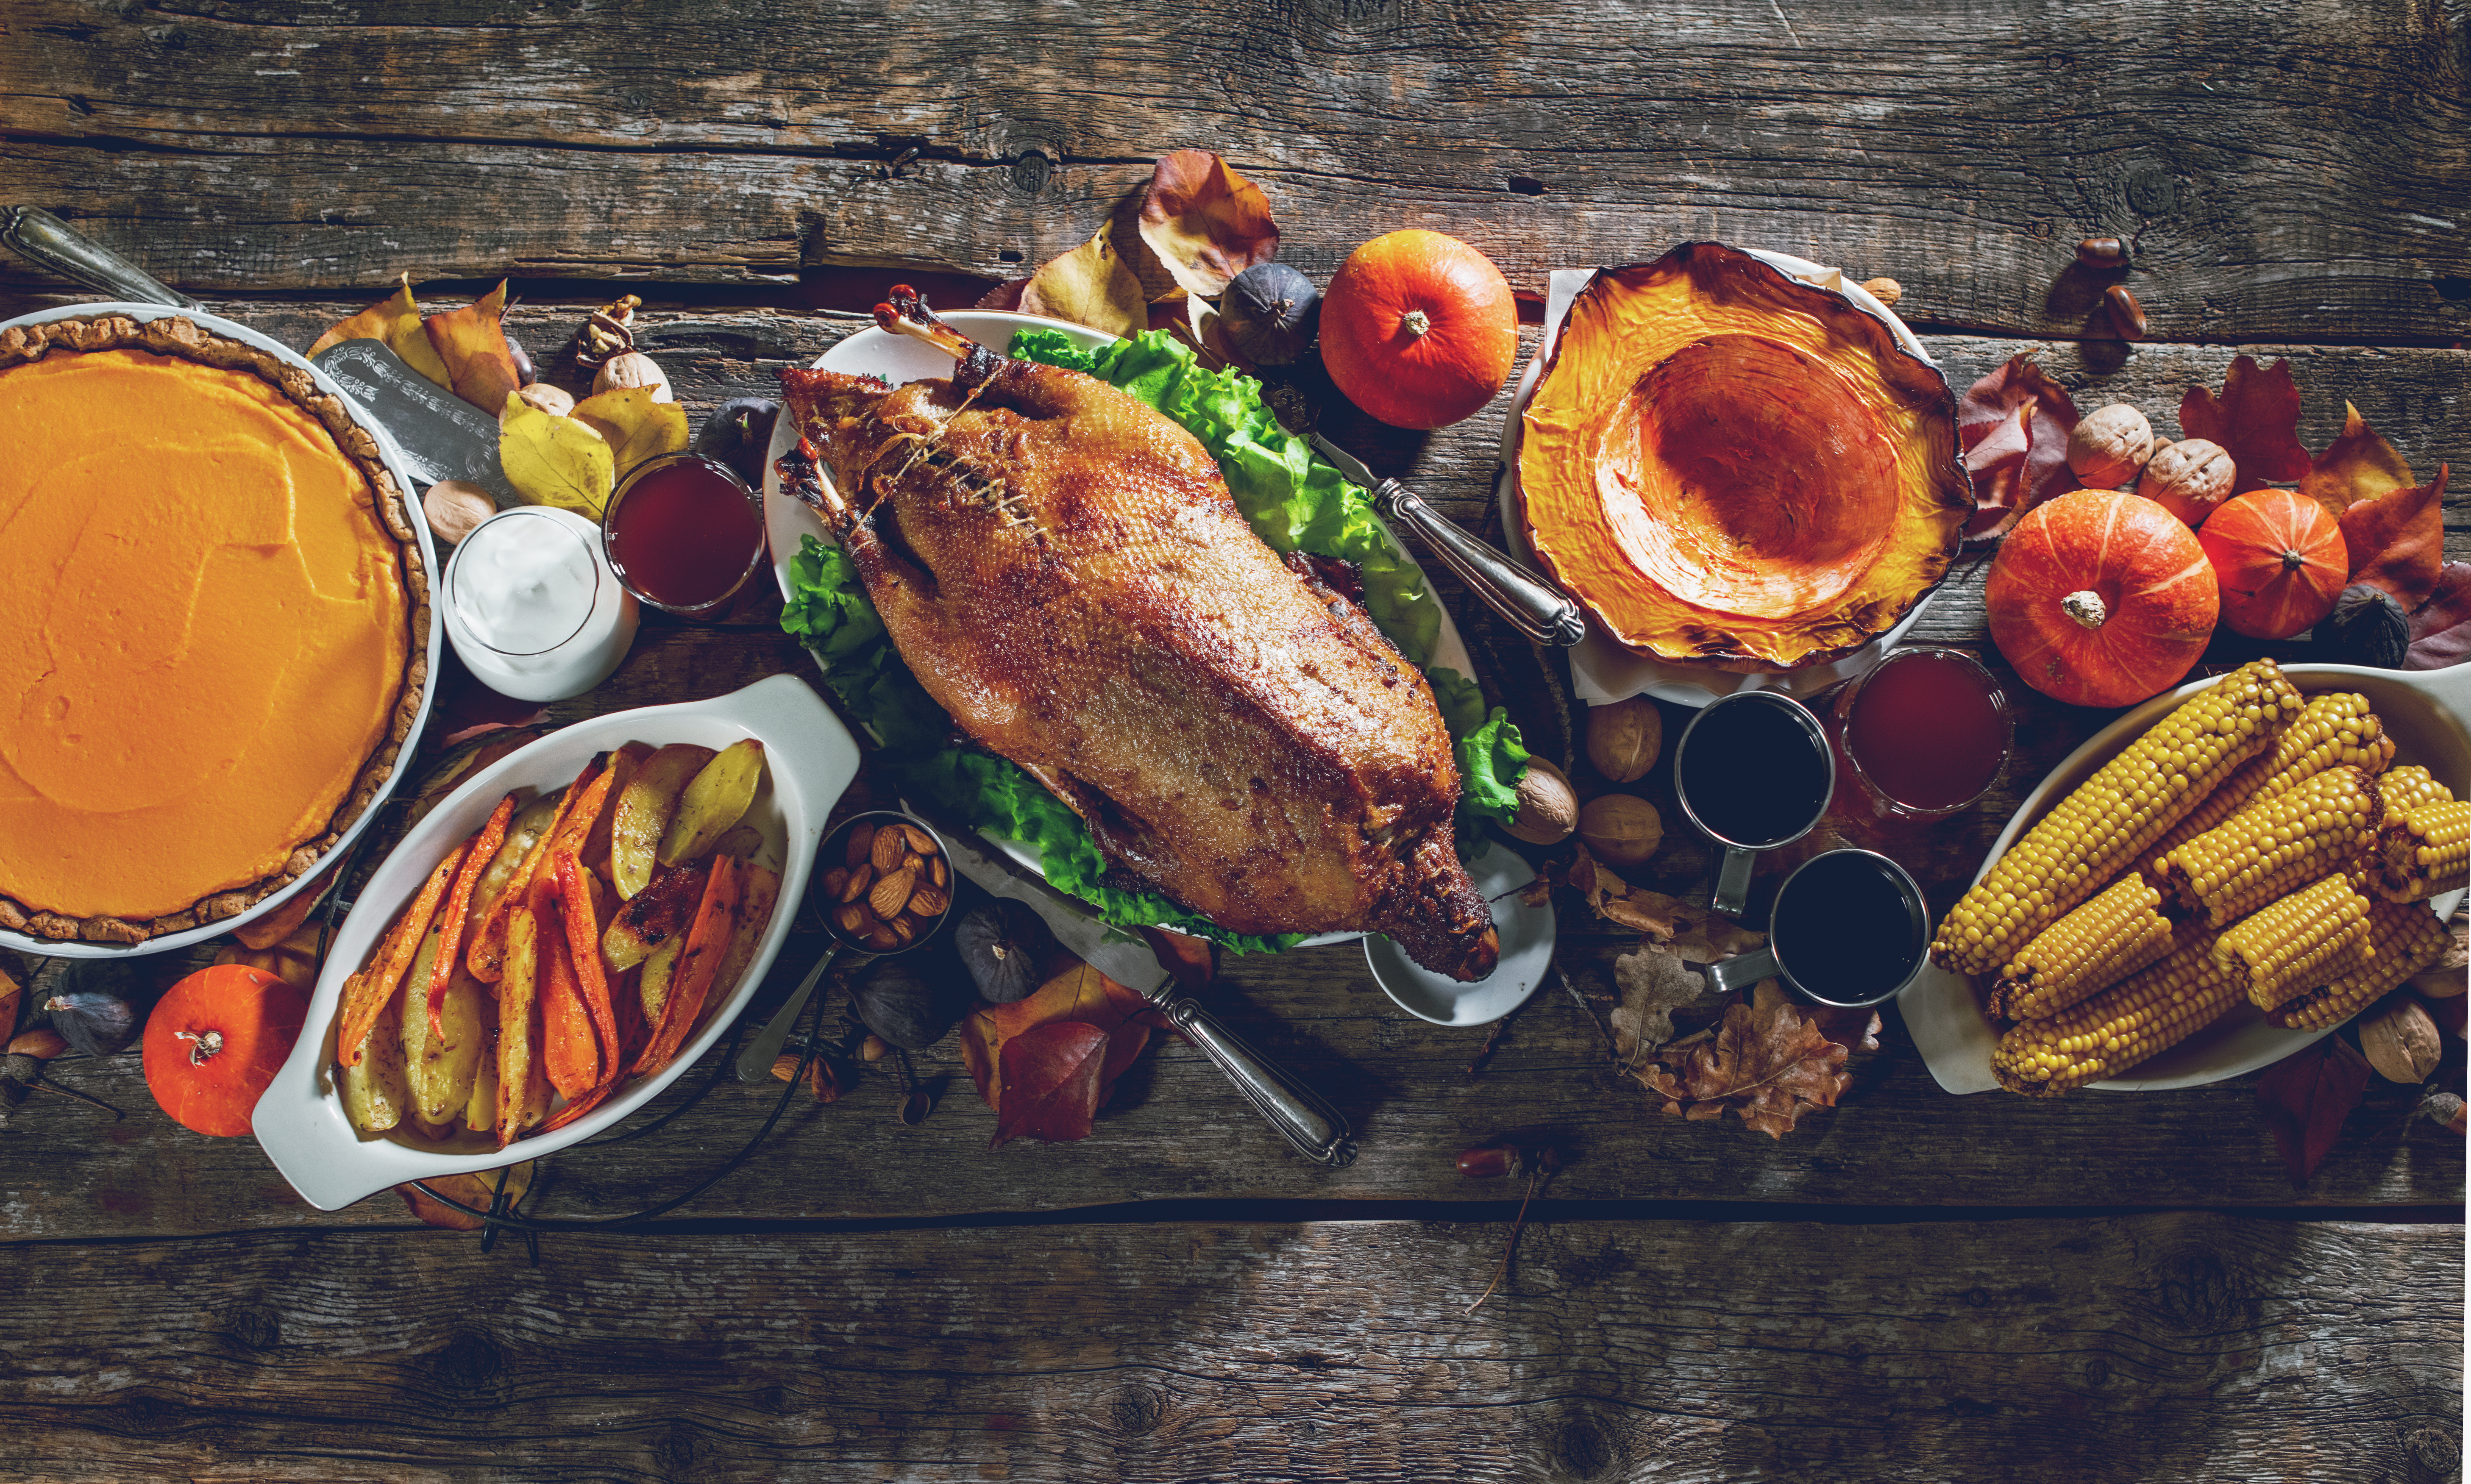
left=2360, top=998, right=2442, bottom=1084
left=2137, top=437, right=2235, bottom=525
left=2066, top=404, right=2156, bottom=489
left=592, top=350, right=672, bottom=403
left=1585, top=698, right=1663, bottom=783
left=1579, top=794, right=1664, bottom=866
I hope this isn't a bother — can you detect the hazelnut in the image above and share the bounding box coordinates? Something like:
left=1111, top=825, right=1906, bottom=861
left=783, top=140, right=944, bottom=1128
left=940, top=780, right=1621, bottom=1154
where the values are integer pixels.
left=1859, top=277, right=1903, bottom=308
left=1504, top=758, right=1578, bottom=846
left=499, top=383, right=576, bottom=424
left=1579, top=794, right=1664, bottom=867
left=1585, top=698, right=1663, bottom=784
left=593, top=350, right=673, bottom=403
left=2137, top=438, right=2235, bottom=526
left=421, top=479, right=498, bottom=545
left=2360, top=998, right=2442, bottom=1084
left=2066, top=404, right=2156, bottom=489
left=2103, top=284, right=2148, bottom=341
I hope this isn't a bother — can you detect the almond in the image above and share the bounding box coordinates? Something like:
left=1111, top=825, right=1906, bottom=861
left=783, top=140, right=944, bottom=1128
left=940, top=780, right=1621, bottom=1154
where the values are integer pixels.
left=887, top=913, right=918, bottom=945
left=869, top=865, right=917, bottom=919
left=930, top=856, right=948, bottom=888
left=844, top=828, right=873, bottom=868
left=838, top=863, right=873, bottom=903
left=909, top=884, right=950, bottom=920
left=821, top=867, right=849, bottom=901
left=902, top=825, right=936, bottom=855
left=864, top=925, right=899, bottom=952
left=870, top=825, right=906, bottom=873
left=835, top=902, right=874, bottom=937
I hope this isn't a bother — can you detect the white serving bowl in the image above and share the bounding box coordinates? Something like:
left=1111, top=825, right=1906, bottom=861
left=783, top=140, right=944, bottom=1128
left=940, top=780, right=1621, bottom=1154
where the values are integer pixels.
left=253, top=674, right=857, bottom=1209
left=1902, top=662, right=2471, bottom=1095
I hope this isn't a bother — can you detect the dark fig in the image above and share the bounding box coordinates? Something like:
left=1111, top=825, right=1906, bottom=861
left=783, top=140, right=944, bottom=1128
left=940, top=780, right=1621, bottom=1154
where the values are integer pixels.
left=2322, top=583, right=2409, bottom=668
left=1220, top=263, right=1321, bottom=367
left=954, top=900, right=1050, bottom=1004
left=849, top=961, right=965, bottom=1051
left=693, top=397, right=782, bottom=490
left=46, top=989, right=136, bottom=1058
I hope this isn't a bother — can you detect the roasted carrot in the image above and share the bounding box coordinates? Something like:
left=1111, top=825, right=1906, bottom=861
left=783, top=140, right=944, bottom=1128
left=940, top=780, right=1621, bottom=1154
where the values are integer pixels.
left=494, top=902, right=543, bottom=1148
left=469, top=756, right=600, bottom=984
left=556, top=852, right=626, bottom=1087
left=533, top=1075, right=619, bottom=1135
left=632, top=853, right=742, bottom=1079
left=530, top=768, right=620, bottom=916
left=334, top=840, right=470, bottom=1068
left=428, top=794, right=515, bottom=1038
left=539, top=898, right=600, bottom=1100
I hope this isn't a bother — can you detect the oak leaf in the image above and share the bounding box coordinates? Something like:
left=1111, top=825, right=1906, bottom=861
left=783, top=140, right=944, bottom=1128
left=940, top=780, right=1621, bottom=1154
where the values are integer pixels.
left=2178, top=355, right=2311, bottom=492
left=1020, top=227, right=1149, bottom=339
left=2254, top=1034, right=2370, bottom=1182
left=499, top=392, right=615, bottom=517
left=309, top=273, right=454, bottom=388
left=1608, top=945, right=1706, bottom=1065
left=1634, top=1000, right=1851, bottom=1138
left=422, top=280, right=525, bottom=416
left=2338, top=464, right=2448, bottom=611
left=2298, top=403, right=2415, bottom=520
left=572, top=386, right=690, bottom=479
left=1568, top=846, right=1765, bottom=962
left=1956, top=355, right=2080, bottom=542
left=2405, top=561, right=2471, bottom=671
left=1136, top=150, right=1280, bottom=299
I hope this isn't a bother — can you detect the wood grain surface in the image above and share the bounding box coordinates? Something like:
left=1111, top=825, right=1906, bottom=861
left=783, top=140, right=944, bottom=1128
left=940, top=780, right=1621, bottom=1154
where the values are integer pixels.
left=0, top=1215, right=2457, bottom=1482
left=3, top=2, right=2468, bottom=342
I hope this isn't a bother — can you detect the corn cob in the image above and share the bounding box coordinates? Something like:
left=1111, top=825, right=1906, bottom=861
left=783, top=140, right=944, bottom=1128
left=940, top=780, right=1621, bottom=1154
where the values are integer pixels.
left=2372, top=800, right=2471, bottom=903
left=2267, top=899, right=2452, bottom=1030
left=1989, top=877, right=2175, bottom=1020
left=2139, top=692, right=2390, bottom=876
left=2214, top=873, right=2375, bottom=1010
left=2377, top=765, right=2455, bottom=824
left=1931, top=659, right=2302, bottom=976
left=1992, top=930, right=2243, bottom=1096
left=2156, top=765, right=2382, bottom=928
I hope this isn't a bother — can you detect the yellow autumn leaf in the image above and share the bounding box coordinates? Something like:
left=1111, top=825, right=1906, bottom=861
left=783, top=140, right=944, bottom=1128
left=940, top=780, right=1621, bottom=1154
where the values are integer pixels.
left=424, top=281, right=524, bottom=416
left=1019, top=226, right=1148, bottom=339
left=308, top=273, right=453, bottom=388
left=2297, top=402, right=2416, bottom=520
left=499, top=393, right=615, bottom=517
left=572, top=386, right=690, bottom=480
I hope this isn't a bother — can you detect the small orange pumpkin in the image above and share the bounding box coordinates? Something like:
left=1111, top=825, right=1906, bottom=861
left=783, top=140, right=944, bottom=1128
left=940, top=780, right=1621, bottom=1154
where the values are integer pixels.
left=1318, top=230, right=1517, bottom=430
left=1986, top=489, right=2219, bottom=707
left=142, top=965, right=308, bottom=1137
left=2198, top=489, right=2348, bottom=641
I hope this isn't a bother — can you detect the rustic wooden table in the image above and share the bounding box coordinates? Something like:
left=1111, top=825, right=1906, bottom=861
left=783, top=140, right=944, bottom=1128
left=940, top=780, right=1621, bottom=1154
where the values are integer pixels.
left=4, top=5, right=2467, bottom=1479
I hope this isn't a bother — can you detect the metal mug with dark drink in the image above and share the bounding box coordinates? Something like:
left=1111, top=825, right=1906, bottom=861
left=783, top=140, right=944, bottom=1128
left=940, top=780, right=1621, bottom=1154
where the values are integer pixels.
left=1671, top=689, right=1836, bottom=917
left=1703, top=848, right=1932, bottom=1009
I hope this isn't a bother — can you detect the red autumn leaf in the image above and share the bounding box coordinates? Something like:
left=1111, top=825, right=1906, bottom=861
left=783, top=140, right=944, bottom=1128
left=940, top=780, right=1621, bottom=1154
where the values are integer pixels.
left=2404, top=561, right=2471, bottom=671
left=1956, top=355, right=2080, bottom=542
left=1136, top=150, right=1281, bottom=299
left=976, top=276, right=1029, bottom=311
left=1633, top=1000, right=1851, bottom=1138
left=2178, top=355, right=2311, bottom=492
left=956, top=957, right=1164, bottom=1112
left=2297, top=402, right=2415, bottom=520
left=989, top=1019, right=1111, bottom=1149
left=395, top=1162, right=534, bottom=1230
left=2338, top=465, right=2448, bottom=611
left=422, top=280, right=524, bottom=416
left=2255, top=1035, right=2371, bottom=1182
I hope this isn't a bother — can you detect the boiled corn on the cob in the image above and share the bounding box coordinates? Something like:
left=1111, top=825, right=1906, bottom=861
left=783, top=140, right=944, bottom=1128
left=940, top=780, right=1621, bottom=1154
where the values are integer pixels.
left=2267, top=899, right=2452, bottom=1030
left=2140, top=692, right=2389, bottom=876
left=2157, top=765, right=2382, bottom=928
left=1990, top=877, right=2175, bottom=1020
left=1992, top=930, right=2243, bottom=1096
left=2372, top=799, right=2471, bottom=903
left=2377, top=765, right=2454, bottom=824
left=2214, top=873, right=2376, bottom=1011
left=1932, top=659, right=2302, bottom=977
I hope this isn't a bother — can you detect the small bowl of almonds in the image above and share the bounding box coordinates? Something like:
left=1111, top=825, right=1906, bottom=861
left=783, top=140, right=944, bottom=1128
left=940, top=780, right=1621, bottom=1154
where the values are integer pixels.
left=818, top=810, right=954, bottom=955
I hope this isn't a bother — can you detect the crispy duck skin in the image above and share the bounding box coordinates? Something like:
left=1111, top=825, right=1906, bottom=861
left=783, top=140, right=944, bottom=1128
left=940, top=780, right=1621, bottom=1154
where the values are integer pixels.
left=779, top=289, right=1499, bottom=980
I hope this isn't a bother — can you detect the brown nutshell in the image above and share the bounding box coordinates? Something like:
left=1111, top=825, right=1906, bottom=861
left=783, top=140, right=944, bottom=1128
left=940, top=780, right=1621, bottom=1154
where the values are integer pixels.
left=2103, top=285, right=2148, bottom=341
left=1586, top=697, right=1663, bottom=783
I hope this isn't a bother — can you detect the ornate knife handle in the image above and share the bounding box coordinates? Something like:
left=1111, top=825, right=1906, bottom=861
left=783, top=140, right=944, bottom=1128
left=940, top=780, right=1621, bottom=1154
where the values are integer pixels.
left=3, top=206, right=201, bottom=309
left=1369, top=478, right=1587, bottom=648
left=1149, top=984, right=1357, bottom=1167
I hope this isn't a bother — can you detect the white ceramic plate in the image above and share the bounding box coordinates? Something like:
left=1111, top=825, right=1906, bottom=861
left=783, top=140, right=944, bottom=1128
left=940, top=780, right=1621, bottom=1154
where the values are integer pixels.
left=254, top=675, right=858, bottom=1209
left=1901, top=662, right=2471, bottom=1095
left=760, top=308, right=1478, bottom=950
left=1492, top=250, right=1940, bottom=709
left=1364, top=842, right=1556, bottom=1026
left=0, top=301, right=443, bottom=960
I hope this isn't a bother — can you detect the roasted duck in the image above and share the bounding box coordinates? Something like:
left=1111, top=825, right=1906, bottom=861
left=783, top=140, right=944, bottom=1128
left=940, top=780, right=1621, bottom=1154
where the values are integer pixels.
left=779, top=290, right=1498, bottom=980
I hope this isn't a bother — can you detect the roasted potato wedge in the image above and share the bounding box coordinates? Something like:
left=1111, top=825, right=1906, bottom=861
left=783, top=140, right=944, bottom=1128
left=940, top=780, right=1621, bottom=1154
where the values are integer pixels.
left=610, top=744, right=716, bottom=899
left=658, top=739, right=765, bottom=868
left=602, top=862, right=705, bottom=973
left=466, top=793, right=562, bottom=935
left=637, top=935, right=685, bottom=1031
left=712, top=823, right=765, bottom=861
left=580, top=742, right=654, bottom=873
left=463, top=1045, right=500, bottom=1134
left=405, top=957, right=489, bottom=1127
left=339, top=934, right=426, bottom=1136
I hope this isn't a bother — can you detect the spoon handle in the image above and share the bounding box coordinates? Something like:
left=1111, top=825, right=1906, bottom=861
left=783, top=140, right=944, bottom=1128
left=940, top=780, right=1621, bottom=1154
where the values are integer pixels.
left=2, top=206, right=202, bottom=309
left=733, top=942, right=845, bottom=1082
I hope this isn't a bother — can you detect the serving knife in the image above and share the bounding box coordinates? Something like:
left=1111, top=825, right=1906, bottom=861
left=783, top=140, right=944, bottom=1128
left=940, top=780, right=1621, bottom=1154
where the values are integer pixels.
left=1306, top=430, right=1588, bottom=648
left=924, top=816, right=1358, bottom=1167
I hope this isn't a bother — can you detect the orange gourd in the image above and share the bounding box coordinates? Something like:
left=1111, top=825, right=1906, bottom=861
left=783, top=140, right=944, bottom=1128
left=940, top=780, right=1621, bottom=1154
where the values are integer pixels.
left=1318, top=230, right=1517, bottom=430
left=142, top=965, right=309, bottom=1137
left=2198, top=489, right=2348, bottom=640
left=1986, top=489, right=2220, bottom=708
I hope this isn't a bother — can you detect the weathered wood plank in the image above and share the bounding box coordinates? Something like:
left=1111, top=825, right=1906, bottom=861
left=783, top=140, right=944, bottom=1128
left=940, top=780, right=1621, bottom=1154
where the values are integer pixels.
left=3, top=0, right=2467, bottom=340
left=0, top=1215, right=2456, bottom=1482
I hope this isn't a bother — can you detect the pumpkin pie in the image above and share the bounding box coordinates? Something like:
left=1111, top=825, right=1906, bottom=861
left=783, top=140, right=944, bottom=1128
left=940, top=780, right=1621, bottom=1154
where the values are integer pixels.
left=0, top=314, right=428, bottom=943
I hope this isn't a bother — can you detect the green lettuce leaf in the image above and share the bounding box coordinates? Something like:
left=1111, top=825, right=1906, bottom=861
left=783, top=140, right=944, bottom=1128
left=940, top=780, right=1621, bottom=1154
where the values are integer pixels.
left=1426, top=666, right=1488, bottom=741
left=1455, top=708, right=1531, bottom=825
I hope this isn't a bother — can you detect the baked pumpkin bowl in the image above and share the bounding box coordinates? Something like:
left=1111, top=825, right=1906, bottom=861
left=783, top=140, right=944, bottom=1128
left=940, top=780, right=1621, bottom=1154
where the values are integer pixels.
left=1515, top=242, right=1970, bottom=672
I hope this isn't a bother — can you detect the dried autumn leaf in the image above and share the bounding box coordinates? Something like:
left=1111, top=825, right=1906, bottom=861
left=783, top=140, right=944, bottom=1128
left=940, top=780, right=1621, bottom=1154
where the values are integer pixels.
left=2339, top=465, right=2449, bottom=611
left=1136, top=150, right=1281, bottom=300
left=2404, top=561, right=2471, bottom=671
left=309, top=273, right=454, bottom=388
left=423, top=281, right=525, bottom=416
left=1956, top=355, right=2080, bottom=542
left=988, top=1019, right=1112, bottom=1149
left=395, top=1161, right=535, bottom=1231
left=1608, top=945, right=1706, bottom=1065
left=2178, top=355, right=2311, bottom=492
left=1634, top=1000, right=1851, bottom=1138
left=2298, top=402, right=2415, bottom=520
left=2254, top=1034, right=2370, bottom=1182
left=499, top=393, right=615, bottom=517
left=1019, top=227, right=1149, bottom=340
left=1569, top=846, right=1766, bottom=962
left=572, top=386, right=690, bottom=479
left=976, top=277, right=1029, bottom=312
left=956, top=956, right=1163, bottom=1112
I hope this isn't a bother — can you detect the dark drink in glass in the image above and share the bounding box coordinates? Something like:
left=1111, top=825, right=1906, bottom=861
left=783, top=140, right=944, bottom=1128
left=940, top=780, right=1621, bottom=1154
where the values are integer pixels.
left=1833, top=647, right=2012, bottom=823
left=602, top=452, right=768, bottom=617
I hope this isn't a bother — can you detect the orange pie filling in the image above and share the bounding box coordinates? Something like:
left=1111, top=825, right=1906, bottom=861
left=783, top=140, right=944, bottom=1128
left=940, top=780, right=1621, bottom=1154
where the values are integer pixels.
left=0, top=347, right=411, bottom=923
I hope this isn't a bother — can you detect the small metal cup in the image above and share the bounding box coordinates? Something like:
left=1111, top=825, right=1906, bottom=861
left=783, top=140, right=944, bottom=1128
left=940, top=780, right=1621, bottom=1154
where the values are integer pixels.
left=1671, top=690, right=1836, bottom=917
left=1704, top=848, right=1930, bottom=1009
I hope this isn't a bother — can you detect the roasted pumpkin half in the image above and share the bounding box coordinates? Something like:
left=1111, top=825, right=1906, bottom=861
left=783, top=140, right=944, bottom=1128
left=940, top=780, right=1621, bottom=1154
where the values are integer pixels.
left=1517, top=242, right=1971, bottom=671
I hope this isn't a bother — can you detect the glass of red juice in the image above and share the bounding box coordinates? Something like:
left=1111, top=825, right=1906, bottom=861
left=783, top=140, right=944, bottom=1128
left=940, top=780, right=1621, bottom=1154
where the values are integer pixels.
left=1830, top=646, right=2012, bottom=824
left=601, top=452, right=768, bottom=618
